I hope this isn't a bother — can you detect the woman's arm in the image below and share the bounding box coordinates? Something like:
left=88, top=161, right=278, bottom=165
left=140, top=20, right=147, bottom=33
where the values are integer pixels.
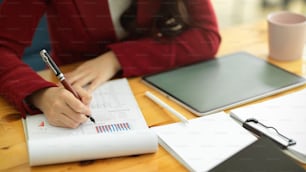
left=0, top=1, right=56, bottom=117
left=67, top=0, right=220, bottom=92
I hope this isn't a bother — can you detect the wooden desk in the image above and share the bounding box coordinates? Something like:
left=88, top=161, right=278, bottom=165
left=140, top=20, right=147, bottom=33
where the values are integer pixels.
left=1, top=20, right=306, bottom=171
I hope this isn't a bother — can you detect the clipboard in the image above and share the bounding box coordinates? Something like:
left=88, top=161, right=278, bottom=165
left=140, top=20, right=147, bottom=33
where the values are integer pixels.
left=242, top=118, right=296, bottom=149
left=210, top=137, right=305, bottom=172
left=229, top=88, right=306, bottom=164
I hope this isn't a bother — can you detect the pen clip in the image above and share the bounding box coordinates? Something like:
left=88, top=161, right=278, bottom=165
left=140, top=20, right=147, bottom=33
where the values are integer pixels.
left=40, top=49, right=62, bottom=78
left=40, top=49, right=49, bottom=63
left=243, top=118, right=296, bottom=148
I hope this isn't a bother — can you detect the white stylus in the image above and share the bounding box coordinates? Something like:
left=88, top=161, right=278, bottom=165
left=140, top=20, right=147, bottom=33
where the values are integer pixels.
left=145, top=91, right=189, bottom=124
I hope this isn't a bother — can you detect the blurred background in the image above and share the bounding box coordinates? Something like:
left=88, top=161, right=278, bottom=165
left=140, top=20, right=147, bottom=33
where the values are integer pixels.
left=0, top=0, right=305, bottom=71
left=212, top=0, right=306, bottom=76
left=212, top=0, right=306, bottom=28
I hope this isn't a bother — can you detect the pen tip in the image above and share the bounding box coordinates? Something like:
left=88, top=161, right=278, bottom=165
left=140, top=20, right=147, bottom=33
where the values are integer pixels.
left=85, top=115, right=96, bottom=123
left=90, top=116, right=96, bottom=123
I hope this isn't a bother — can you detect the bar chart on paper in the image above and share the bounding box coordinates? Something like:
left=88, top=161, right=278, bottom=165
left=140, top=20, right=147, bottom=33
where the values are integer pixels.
left=23, top=77, right=151, bottom=139
left=95, top=122, right=131, bottom=134
left=22, top=78, right=158, bottom=166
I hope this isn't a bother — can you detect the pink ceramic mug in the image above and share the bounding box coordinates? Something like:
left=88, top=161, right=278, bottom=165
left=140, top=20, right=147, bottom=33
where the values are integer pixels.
left=268, top=11, right=306, bottom=61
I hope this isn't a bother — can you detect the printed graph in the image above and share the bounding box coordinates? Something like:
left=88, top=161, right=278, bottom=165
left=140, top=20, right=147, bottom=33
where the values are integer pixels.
left=95, top=122, right=131, bottom=134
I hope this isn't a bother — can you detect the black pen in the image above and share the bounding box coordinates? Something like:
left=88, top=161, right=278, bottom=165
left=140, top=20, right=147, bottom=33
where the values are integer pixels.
left=39, top=49, right=96, bottom=124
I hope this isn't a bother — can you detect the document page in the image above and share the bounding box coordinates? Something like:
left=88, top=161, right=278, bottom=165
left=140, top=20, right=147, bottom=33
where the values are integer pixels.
left=151, top=112, right=257, bottom=172
left=23, top=78, right=158, bottom=166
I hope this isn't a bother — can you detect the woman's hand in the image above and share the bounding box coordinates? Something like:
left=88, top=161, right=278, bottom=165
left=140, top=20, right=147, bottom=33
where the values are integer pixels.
left=66, top=51, right=121, bottom=92
left=28, top=85, right=92, bottom=128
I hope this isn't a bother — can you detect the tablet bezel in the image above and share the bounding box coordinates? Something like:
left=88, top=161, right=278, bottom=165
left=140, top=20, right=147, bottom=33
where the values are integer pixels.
left=142, top=52, right=306, bottom=116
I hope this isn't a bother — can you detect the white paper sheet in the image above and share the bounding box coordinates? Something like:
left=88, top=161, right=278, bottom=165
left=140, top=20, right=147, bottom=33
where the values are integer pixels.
left=23, top=78, right=158, bottom=166
left=151, top=112, right=257, bottom=172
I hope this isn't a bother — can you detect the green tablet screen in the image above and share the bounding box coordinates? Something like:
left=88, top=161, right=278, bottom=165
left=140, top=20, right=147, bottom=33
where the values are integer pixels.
left=142, top=52, right=306, bottom=116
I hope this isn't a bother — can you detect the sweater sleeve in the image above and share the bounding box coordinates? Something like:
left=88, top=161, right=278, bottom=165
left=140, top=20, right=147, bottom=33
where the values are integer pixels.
left=108, top=0, right=221, bottom=77
left=0, top=0, right=56, bottom=117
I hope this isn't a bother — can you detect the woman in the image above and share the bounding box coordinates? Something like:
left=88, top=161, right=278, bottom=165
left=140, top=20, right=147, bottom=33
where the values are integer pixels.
left=0, top=0, right=221, bottom=128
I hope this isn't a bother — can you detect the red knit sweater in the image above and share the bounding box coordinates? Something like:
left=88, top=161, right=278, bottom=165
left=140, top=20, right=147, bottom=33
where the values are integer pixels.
left=0, top=0, right=221, bottom=117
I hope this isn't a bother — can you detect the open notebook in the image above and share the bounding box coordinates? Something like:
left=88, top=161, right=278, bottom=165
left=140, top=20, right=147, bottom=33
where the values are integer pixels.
left=143, top=52, right=306, bottom=116
left=23, top=78, right=158, bottom=166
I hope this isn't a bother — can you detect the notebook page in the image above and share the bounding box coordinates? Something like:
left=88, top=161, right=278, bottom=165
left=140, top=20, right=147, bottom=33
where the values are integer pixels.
left=23, top=78, right=158, bottom=166
left=151, top=112, right=256, bottom=172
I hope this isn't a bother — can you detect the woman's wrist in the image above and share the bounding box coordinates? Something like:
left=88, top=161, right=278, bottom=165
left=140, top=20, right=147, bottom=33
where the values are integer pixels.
left=27, top=87, right=51, bottom=110
left=104, top=51, right=121, bottom=73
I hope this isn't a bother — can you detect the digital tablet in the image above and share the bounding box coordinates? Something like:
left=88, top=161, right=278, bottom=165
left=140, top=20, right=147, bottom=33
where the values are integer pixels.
left=142, top=52, right=306, bottom=116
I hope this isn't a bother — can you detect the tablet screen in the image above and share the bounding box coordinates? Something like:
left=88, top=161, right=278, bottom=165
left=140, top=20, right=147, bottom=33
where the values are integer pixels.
left=142, top=52, right=306, bottom=116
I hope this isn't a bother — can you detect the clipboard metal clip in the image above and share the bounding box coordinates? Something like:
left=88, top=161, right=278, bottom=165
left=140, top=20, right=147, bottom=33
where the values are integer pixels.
left=243, top=118, right=296, bottom=149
